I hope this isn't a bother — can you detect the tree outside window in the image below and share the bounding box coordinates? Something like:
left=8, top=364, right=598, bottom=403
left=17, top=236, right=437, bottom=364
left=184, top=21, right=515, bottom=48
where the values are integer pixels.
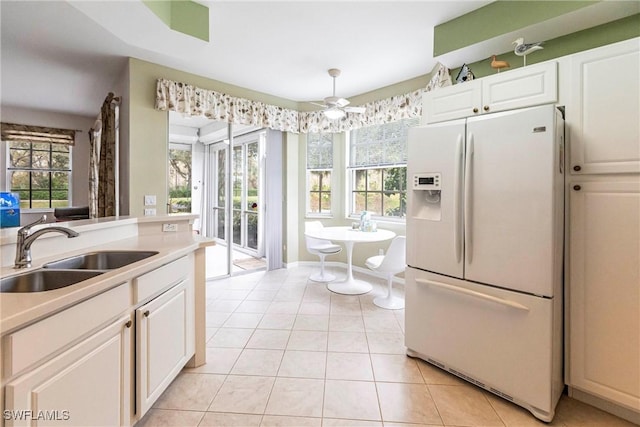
left=168, top=143, right=192, bottom=213
left=307, top=132, right=333, bottom=215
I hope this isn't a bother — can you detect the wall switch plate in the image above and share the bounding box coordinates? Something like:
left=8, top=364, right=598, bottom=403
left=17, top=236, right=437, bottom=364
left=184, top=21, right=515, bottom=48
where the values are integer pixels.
left=144, top=195, right=156, bottom=206
left=162, top=223, right=177, bottom=232
left=144, top=208, right=156, bottom=216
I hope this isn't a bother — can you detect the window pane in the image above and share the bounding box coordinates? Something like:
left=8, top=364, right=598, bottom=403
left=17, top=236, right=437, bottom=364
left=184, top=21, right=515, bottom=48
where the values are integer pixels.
left=366, top=193, right=382, bottom=216
left=354, top=192, right=366, bottom=213
left=319, top=171, right=331, bottom=191
left=217, top=150, right=226, bottom=206
left=31, top=172, right=51, bottom=208
left=367, top=169, right=382, bottom=191
left=307, top=133, right=333, bottom=169
left=51, top=143, right=70, bottom=153
left=309, top=171, right=321, bottom=191
left=9, top=141, right=30, bottom=149
left=320, top=193, right=331, bottom=214
left=32, top=150, right=50, bottom=169
left=232, top=146, right=242, bottom=210
left=355, top=170, right=367, bottom=191
left=383, top=193, right=403, bottom=217
left=383, top=167, right=406, bottom=191
left=168, top=146, right=192, bottom=213
left=9, top=149, right=30, bottom=168
left=247, top=212, right=258, bottom=249
left=51, top=152, right=70, bottom=170
left=32, top=142, right=50, bottom=151
left=309, top=192, right=320, bottom=213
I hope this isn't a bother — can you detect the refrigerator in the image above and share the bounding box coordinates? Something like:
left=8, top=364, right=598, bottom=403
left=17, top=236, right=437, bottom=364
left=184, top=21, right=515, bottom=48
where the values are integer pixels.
left=405, top=104, right=564, bottom=422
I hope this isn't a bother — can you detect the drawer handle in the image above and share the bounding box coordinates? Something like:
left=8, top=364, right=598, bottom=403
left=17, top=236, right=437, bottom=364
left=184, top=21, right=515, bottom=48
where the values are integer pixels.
left=125, top=320, right=132, bottom=328
left=472, top=107, right=478, bottom=113
left=143, top=310, right=150, bottom=317
left=415, top=278, right=530, bottom=311
left=573, top=165, right=581, bottom=172
left=573, top=185, right=581, bottom=191
left=483, top=105, right=490, bottom=112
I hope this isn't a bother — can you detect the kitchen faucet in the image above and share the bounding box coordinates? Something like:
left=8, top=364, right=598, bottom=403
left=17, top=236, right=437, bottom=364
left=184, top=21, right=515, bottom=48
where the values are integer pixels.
left=14, top=215, right=79, bottom=269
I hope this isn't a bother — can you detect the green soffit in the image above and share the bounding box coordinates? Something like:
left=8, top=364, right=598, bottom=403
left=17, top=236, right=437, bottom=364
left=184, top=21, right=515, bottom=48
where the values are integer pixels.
left=143, top=0, right=209, bottom=42
left=434, top=1, right=598, bottom=56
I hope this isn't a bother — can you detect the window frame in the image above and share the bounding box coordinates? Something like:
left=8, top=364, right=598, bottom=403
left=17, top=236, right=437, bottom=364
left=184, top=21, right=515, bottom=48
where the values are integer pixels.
left=305, top=132, right=334, bottom=217
left=346, top=118, right=418, bottom=222
left=5, top=140, right=73, bottom=210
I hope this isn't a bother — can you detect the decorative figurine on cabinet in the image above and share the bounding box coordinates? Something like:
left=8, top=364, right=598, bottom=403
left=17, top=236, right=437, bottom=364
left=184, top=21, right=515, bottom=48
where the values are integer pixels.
left=490, top=55, right=510, bottom=72
left=455, top=64, right=475, bottom=83
left=513, top=37, right=544, bottom=66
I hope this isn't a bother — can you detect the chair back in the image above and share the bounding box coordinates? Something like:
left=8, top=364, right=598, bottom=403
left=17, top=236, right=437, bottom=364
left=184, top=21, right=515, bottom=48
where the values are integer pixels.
left=305, top=221, right=331, bottom=251
left=377, top=236, right=406, bottom=275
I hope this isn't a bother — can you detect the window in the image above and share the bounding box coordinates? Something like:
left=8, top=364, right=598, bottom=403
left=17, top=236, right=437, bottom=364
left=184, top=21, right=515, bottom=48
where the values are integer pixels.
left=7, top=141, right=72, bottom=209
left=349, top=118, right=418, bottom=219
left=306, top=132, right=333, bottom=215
left=168, top=143, right=192, bottom=213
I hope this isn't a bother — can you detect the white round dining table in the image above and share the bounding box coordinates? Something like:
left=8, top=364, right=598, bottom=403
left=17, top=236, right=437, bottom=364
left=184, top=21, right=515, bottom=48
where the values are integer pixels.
left=304, top=226, right=396, bottom=295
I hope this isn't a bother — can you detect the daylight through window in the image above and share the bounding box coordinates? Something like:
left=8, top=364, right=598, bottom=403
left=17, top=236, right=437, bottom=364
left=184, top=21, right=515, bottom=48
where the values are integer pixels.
left=349, top=118, right=418, bottom=219
left=306, top=132, right=333, bottom=215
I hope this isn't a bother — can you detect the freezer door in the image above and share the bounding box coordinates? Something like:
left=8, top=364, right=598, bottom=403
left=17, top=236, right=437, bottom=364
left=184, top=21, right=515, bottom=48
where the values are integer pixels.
left=407, top=120, right=465, bottom=278
left=405, top=267, right=561, bottom=421
left=464, top=105, right=561, bottom=296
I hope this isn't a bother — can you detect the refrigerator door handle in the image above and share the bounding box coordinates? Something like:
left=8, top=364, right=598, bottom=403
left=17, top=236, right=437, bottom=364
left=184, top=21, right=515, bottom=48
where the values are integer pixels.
left=464, top=133, right=474, bottom=263
left=415, top=278, right=530, bottom=311
left=454, top=134, right=463, bottom=263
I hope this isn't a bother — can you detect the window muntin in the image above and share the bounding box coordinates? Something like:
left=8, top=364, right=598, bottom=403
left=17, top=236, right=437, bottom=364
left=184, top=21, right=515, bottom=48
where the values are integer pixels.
left=7, top=141, right=71, bottom=209
left=307, top=132, right=333, bottom=215
left=348, top=118, right=418, bottom=220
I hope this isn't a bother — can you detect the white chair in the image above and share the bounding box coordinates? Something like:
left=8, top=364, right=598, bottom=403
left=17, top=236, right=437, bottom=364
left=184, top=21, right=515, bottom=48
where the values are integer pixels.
left=305, top=221, right=342, bottom=282
left=366, top=236, right=406, bottom=309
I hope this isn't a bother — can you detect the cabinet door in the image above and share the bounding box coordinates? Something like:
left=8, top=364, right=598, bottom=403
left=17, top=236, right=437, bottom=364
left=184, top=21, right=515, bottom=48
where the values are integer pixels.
left=481, top=61, right=557, bottom=114
left=422, top=80, right=481, bottom=124
left=5, top=315, right=132, bottom=427
left=568, top=39, right=640, bottom=174
left=568, top=181, right=640, bottom=411
left=136, top=279, right=191, bottom=418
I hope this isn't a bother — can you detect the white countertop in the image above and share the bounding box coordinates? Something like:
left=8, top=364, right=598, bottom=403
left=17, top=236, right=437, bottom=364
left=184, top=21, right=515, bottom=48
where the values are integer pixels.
left=0, top=215, right=211, bottom=334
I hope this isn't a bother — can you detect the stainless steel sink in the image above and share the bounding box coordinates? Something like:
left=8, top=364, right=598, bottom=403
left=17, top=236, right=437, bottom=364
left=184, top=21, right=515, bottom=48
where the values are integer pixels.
left=1, top=269, right=105, bottom=293
left=42, top=251, right=159, bottom=270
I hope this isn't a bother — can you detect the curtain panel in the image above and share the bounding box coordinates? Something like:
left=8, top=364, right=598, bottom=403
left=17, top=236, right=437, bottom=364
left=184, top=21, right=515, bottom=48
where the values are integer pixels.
left=154, top=79, right=424, bottom=134
left=1, top=122, right=76, bottom=145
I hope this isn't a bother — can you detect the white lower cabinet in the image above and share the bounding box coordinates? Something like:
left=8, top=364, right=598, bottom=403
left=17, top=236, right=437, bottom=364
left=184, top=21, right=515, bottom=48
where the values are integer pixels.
left=136, top=278, right=193, bottom=419
left=4, top=315, right=133, bottom=427
left=568, top=180, right=640, bottom=419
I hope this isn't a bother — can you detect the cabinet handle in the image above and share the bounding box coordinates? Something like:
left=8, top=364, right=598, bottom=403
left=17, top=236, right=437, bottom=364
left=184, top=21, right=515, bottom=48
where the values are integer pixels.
left=125, top=320, right=132, bottom=328
left=143, top=310, right=150, bottom=317
left=472, top=107, right=478, bottom=113
left=573, top=185, right=581, bottom=191
left=573, top=165, right=582, bottom=172
left=483, top=105, right=489, bottom=112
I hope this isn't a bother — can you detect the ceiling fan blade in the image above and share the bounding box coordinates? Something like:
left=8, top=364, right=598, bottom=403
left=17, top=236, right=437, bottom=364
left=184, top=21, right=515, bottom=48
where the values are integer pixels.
left=334, top=98, right=350, bottom=108
left=308, top=101, right=327, bottom=108
left=344, top=106, right=366, bottom=114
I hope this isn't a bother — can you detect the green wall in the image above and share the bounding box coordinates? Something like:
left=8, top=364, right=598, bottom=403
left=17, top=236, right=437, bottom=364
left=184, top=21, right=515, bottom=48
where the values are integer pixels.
left=451, top=13, right=640, bottom=80
left=143, top=0, right=209, bottom=42
left=434, top=1, right=597, bottom=56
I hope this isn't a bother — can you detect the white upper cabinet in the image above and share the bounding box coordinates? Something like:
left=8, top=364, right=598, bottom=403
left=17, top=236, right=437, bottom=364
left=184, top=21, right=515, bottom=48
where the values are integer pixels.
left=568, top=38, right=640, bottom=174
left=422, top=62, right=558, bottom=124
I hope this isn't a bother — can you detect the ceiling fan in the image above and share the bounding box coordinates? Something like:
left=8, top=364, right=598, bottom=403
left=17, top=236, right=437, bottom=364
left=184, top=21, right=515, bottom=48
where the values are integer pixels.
left=312, top=68, right=366, bottom=119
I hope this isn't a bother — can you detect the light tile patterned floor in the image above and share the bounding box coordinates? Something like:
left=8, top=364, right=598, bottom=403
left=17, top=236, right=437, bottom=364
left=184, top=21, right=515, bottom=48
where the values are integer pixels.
left=138, top=266, right=635, bottom=427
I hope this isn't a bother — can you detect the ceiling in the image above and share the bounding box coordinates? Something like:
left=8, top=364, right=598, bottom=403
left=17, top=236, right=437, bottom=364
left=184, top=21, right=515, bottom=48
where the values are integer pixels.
left=1, top=1, right=637, bottom=120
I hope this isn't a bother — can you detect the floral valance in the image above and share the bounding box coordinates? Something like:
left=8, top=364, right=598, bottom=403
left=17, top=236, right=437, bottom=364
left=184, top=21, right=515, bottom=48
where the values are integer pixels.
left=0, top=122, right=76, bottom=145
left=155, top=78, right=425, bottom=134
left=155, top=79, right=299, bottom=133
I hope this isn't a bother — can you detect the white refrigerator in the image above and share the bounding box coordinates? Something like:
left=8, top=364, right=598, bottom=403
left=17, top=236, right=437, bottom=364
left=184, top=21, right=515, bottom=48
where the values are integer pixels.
left=405, top=104, right=565, bottom=422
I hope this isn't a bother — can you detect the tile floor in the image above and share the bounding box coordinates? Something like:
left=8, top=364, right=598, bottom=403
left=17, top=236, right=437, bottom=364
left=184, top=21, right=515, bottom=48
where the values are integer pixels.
left=138, top=266, right=635, bottom=427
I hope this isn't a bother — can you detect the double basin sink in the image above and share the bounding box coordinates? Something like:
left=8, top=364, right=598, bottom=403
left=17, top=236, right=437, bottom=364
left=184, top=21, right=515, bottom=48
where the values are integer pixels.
left=1, top=251, right=159, bottom=293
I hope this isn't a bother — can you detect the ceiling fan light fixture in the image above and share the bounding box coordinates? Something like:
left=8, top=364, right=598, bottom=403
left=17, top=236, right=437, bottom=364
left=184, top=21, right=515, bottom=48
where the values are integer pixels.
left=324, top=107, right=345, bottom=120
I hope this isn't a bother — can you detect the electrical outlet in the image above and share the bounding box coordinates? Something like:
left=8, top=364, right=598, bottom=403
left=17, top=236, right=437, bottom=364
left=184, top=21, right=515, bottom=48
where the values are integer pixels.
left=144, top=195, right=156, bottom=206
left=144, top=208, right=156, bottom=216
left=162, top=223, right=177, bottom=232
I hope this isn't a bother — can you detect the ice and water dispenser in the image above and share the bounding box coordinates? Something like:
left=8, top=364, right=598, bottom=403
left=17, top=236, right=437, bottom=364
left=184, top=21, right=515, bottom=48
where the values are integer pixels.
left=411, top=173, right=441, bottom=221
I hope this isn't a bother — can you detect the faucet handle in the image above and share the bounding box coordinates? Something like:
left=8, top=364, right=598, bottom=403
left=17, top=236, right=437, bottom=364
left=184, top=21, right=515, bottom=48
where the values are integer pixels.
left=18, top=215, right=47, bottom=234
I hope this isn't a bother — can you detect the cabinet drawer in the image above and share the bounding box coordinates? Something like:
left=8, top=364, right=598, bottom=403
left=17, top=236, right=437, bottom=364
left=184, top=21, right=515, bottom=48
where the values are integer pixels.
left=3, top=282, right=131, bottom=378
left=134, top=256, right=189, bottom=303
